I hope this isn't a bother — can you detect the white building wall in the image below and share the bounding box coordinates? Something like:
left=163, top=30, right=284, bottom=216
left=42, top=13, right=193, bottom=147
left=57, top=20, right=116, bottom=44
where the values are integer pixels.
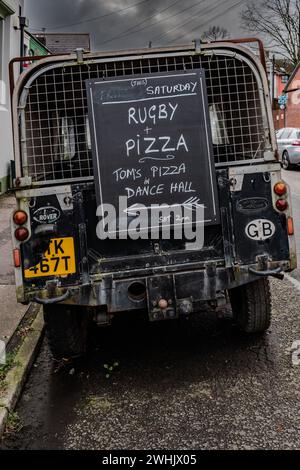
left=0, top=0, right=24, bottom=194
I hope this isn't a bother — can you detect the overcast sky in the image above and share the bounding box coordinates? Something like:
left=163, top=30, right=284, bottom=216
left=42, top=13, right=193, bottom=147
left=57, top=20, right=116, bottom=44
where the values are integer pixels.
left=24, top=0, right=249, bottom=51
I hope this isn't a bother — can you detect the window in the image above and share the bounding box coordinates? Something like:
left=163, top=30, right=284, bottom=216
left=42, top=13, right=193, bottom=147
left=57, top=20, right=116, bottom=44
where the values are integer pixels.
left=85, top=116, right=92, bottom=150
left=61, top=117, right=75, bottom=159
left=276, top=129, right=284, bottom=139
left=53, top=116, right=76, bottom=160
left=209, top=104, right=229, bottom=145
left=280, top=129, right=293, bottom=139
left=287, top=129, right=297, bottom=139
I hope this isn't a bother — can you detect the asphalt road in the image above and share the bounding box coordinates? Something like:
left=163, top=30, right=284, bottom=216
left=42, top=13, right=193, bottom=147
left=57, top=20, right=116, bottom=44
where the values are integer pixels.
left=2, top=170, right=300, bottom=450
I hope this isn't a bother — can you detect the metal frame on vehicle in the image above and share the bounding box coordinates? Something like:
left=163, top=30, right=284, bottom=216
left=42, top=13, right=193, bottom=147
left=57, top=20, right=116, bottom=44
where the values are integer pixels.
left=11, top=41, right=277, bottom=190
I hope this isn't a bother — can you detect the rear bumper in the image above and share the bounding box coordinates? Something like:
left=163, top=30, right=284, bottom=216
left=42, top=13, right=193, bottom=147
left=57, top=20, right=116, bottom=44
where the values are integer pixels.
left=22, top=259, right=291, bottom=314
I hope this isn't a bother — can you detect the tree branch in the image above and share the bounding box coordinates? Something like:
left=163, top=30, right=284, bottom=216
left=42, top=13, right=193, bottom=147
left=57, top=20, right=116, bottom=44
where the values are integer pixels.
left=241, top=0, right=300, bottom=65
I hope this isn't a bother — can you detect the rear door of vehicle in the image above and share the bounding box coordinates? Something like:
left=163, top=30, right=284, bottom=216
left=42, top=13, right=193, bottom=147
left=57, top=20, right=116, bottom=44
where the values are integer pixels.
left=12, top=43, right=278, bottom=297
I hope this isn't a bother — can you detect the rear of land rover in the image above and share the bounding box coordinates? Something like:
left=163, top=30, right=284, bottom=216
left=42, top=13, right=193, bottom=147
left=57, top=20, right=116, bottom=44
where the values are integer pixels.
left=10, top=40, right=296, bottom=359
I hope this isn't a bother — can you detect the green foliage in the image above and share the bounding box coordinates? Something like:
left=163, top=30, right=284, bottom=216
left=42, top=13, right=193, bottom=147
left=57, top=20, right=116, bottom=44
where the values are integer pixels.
left=5, top=411, right=22, bottom=434
left=0, top=350, right=21, bottom=394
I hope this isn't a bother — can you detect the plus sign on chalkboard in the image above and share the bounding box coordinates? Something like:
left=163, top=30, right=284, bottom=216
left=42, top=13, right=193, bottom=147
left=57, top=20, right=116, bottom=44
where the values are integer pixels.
left=86, top=70, right=220, bottom=235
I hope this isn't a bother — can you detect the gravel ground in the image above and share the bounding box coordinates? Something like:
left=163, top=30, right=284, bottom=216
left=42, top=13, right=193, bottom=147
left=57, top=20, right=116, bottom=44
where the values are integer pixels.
left=1, top=277, right=300, bottom=450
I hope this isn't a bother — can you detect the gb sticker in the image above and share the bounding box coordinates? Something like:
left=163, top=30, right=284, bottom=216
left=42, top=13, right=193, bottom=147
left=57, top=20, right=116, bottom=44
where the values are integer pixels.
left=245, top=219, right=275, bottom=241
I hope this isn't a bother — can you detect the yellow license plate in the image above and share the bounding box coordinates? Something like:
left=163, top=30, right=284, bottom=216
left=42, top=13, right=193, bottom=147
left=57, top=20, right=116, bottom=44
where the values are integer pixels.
left=24, top=237, right=76, bottom=279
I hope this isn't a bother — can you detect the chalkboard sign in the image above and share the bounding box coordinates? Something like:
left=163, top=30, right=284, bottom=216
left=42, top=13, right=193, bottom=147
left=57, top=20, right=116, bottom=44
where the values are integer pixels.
left=86, top=70, right=219, bottom=235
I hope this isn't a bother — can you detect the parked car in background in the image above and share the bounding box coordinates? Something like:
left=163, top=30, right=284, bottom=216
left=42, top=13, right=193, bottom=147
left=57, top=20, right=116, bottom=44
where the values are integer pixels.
left=277, top=128, right=300, bottom=170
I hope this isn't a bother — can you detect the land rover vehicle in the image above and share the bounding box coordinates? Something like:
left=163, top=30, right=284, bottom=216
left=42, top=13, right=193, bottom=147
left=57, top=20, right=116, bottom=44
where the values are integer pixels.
left=10, top=39, right=297, bottom=360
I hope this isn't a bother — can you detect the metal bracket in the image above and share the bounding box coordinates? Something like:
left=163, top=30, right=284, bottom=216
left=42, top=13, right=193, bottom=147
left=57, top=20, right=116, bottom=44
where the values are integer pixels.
left=264, top=150, right=275, bottom=161
left=146, top=275, right=177, bottom=321
left=75, top=48, right=85, bottom=65
left=14, top=176, right=32, bottom=188
left=56, top=192, right=73, bottom=211
left=194, top=39, right=202, bottom=54
left=229, top=174, right=244, bottom=192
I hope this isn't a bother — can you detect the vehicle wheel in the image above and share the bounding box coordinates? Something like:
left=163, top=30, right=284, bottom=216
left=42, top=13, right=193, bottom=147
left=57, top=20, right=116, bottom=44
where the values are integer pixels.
left=228, top=278, right=271, bottom=333
left=43, top=304, right=89, bottom=360
left=281, top=151, right=293, bottom=170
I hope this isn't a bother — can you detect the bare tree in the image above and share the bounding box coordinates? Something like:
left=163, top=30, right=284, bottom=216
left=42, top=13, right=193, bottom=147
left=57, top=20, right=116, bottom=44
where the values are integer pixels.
left=201, top=26, right=230, bottom=41
left=241, top=0, right=300, bottom=66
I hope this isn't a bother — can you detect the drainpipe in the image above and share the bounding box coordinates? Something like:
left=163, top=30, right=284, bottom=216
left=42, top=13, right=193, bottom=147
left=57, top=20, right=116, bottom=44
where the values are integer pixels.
left=19, top=15, right=28, bottom=74
left=272, top=55, right=275, bottom=102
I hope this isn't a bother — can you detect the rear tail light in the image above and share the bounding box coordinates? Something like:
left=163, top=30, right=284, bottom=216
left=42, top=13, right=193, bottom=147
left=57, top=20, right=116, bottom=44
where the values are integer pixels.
left=13, top=210, right=28, bottom=225
left=287, top=217, right=295, bottom=236
left=292, top=140, right=300, bottom=146
left=274, top=182, right=287, bottom=196
left=276, top=199, right=289, bottom=212
left=13, top=248, right=21, bottom=267
left=15, top=227, right=29, bottom=241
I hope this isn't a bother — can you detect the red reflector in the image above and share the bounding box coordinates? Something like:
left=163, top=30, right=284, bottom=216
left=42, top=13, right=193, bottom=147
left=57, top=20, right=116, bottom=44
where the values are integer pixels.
left=287, top=217, right=294, bottom=236
left=13, top=248, right=21, bottom=268
left=276, top=199, right=288, bottom=211
left=292, top=140, right=300, bottom=146
left=274, top=182, right=287, bottom=196
left=15, top=227, right=29, bottom=241
left=13, top=210, right=28, bottom=225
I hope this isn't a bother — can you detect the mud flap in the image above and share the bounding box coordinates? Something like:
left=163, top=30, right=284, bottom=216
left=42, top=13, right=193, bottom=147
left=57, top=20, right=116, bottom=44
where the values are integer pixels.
left=146, top=275, right=177, bottom=321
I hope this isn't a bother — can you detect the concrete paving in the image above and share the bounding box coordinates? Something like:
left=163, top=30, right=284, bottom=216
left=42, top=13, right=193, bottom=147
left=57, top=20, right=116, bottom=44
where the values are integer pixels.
left=0, top=309, right=44, bottom=436
left=0, top=193, right=27, bottom=344
left=2, top=277, right=300, bottom=450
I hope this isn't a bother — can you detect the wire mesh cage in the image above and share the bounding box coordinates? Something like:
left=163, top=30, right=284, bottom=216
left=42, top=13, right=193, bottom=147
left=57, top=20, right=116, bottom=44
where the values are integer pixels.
left=21, top=51, right=266, bottom=183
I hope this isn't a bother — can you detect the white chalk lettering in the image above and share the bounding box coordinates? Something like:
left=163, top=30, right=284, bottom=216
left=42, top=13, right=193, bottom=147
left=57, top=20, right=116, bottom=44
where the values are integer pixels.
left=177, top=134, right=189, bottom=152
left=145, top=137, right=160, bottom=154
left=170, top=181, right=195, bottom=193
left=125, top=184, right=165, bottom=199
left=159, top=136, right=175, bottom=152
left=151, top=163, right=186, bottom=178
left=145, top=82, right=197, bottom=97
left=113, top=168, right=142, bottom=182
left=126, top=134, right=189, bottom=157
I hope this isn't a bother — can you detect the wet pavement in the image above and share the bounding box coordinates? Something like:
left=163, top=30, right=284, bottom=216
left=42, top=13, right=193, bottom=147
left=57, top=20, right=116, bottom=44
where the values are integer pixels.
left=1, top=276, right=300, bottom=450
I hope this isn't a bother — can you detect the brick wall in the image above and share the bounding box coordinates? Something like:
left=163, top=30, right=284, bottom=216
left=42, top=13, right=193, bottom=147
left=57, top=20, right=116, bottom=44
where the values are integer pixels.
left=285, top=69, right=300, bottom=128
left=273, top=109, right=286, bottom=130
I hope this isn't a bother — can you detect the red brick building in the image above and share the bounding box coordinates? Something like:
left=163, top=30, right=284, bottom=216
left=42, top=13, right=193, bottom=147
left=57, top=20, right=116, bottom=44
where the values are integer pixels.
left=282, top=63, right=300, bottom=128
left=272, top=71, right=288, bottom=129
left=270, top=60, right=292, bottom=130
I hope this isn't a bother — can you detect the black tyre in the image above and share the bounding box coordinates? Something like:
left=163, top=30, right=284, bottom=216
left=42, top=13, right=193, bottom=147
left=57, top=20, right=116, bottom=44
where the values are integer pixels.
left=43, top=304, right=89, bottom=360
left=281, top=151, right=293, bottom=170
left=228, top=278, right=271, bottom=333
